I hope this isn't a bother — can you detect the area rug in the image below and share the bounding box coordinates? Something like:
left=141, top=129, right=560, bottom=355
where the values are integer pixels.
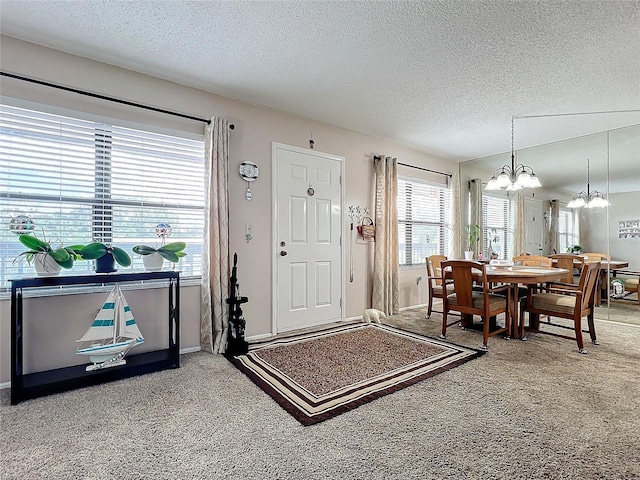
left=228, top=322, right=485, bottom=425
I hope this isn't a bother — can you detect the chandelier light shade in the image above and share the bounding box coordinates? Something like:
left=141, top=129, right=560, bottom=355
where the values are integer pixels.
left=485, top=117, right=542, bottom=191
left=566, top=159, right=609, bottom=209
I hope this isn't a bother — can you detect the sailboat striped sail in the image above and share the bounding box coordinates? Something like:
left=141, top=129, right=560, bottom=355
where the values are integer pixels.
left=76, top=284, right=145, bottom=372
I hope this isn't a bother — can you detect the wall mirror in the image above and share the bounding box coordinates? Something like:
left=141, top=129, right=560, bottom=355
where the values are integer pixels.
left=459, top=116, right=640, bottom=324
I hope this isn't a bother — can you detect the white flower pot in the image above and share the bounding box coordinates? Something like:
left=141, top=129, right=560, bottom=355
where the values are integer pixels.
left=464, top=251, right=474, bottom=260
left=143, top=252, right=164, bottom=272
left=34, top=253, right=62, bottom=276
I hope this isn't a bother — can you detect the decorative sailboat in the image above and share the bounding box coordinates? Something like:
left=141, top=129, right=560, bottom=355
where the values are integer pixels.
left=76, top=285, right=145, bottom=372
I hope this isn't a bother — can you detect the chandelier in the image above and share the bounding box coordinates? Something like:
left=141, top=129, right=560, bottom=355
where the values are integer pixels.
left=485, top=117, right=542, bottom=191
left=566, top=159, right=608, bottom=209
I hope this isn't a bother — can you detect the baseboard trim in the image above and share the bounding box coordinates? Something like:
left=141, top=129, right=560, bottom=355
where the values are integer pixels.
left=0, top=346, right=203, bottom=390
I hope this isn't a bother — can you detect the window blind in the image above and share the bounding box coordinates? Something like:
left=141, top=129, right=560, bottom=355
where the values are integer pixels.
left=397, top=177, right=452, bottom=266
left=0, top=104, right=205, bottom=288
left=558, top=207, right=579, bottom=253
left=482, top=194, right=514, bottom=260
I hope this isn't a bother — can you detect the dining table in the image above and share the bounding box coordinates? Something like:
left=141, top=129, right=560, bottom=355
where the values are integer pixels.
left=482, top=265, right=570, bottom=340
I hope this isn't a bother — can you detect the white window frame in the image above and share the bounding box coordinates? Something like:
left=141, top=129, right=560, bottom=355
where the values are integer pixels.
left=397, top=176, right=452, bottom=268
left=558, top=207, right=580, bottom=253
left=482, top=193, right=514, bottom=260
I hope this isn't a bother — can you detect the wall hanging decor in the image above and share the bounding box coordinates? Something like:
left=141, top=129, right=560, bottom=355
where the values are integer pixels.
left=357, top=216, right=375, bottom=241
left=619, top=220, right=640, bottom=239
left=239, top=161, right=259, bottom=200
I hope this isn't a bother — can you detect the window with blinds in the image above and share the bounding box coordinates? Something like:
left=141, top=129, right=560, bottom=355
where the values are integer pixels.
left=558, top=207, right=580, bottom=253
left=482, top=194, right=514, bottom=260
left=0, top=104, right=205, bottom=289
left=397, top=177, right=452, bottom=266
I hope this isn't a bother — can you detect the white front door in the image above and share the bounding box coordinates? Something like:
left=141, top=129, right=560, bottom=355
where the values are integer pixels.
left=272, top=143, right=344, bottom=333
left=524, top=198, right=543, bottom=255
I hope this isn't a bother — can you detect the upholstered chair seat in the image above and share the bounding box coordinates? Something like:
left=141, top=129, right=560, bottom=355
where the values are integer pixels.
left=529, top=292, right=577, bottom=315
left=446, top=291, right=506, bottom=311
left=433, top=283, right=455, bottom=296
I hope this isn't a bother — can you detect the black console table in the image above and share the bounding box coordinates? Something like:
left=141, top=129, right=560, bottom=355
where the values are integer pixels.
left=10, top=271, right=180, bottom=405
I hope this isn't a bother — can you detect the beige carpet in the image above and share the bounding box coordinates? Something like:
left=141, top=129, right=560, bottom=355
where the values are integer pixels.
left=1, top=309, right=639, bottom=479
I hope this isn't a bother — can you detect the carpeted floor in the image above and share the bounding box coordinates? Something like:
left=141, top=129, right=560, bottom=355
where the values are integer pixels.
left=1, top=307, right=639, bottom=480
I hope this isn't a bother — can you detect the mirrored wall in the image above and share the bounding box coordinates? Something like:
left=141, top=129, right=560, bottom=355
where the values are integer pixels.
left=459, top=122, right=640, bottom=323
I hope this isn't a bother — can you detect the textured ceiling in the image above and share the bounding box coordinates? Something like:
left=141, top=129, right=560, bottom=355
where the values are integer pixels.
left=1, top=0, right=639, bottom=163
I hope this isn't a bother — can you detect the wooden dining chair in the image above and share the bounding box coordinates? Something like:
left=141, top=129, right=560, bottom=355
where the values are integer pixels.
left=523, top=262, right=601, bottom=354
left=440, top=260, right=510, bottom=350
left=582, top=252, right=610, bottom=306
left=425, top=255, right=454, bottom=318
left=550, top=254, right=584, bottom=284
left=513, top=255, right=552, bottom=267
left=582, top=252, right=611, bottom=262
left=512, top=255, right=554, bottom=319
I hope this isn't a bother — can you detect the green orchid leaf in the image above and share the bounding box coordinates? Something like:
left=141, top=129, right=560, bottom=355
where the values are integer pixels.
left=158, top=249, right=179, bottom=262
left=111, top=246, right=132, bottom=267
left=80, top=242, right=107, bottom=259
left=161, top=242, right=186, bottom=252
left=64, top=246, right=83, bottom=260
left=176, top=251, right=187, bottom=258
left=49, top=247, right=71, bottom=264
left=133, top=245, right=158, bottom=255
left=19, top=234, right=50, bottom=252
left=57, top=256, right=74, bottom=269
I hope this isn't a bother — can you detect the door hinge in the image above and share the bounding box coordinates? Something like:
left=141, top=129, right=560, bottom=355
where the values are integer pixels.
left=340, top=298, right=343, bottom=308
left=339, top=175, right=342, bottom=185
left=340, top=236, right=342, bottom=246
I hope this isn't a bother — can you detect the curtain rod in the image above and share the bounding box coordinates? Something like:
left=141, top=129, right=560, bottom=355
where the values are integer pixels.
left=0, top=71, right=235, bottom=129
left=373, top=156, right=452, bottom=177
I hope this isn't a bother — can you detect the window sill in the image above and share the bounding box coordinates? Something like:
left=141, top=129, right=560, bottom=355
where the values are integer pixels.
left=400, top=264, right=425, bottom=271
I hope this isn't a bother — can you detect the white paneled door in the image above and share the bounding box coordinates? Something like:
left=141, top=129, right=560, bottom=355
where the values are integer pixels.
left=524, top=198, right=543, bottom=255
left=273, top=143, right=344, bottom=333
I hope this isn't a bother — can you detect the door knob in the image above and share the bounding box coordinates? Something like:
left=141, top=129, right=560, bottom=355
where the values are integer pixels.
left=280, top=250, right=288, bottom=256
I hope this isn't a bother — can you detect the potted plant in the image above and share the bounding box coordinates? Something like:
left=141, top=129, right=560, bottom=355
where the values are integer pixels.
left=80, top=242, right=131, bottom=273
left=132, top=242, right=187, bottom=272
left=465, top=224, right=480, bottom=260
left=13, top=233, right=79, bottom=276
left=567, top=244, right=583, bottom=254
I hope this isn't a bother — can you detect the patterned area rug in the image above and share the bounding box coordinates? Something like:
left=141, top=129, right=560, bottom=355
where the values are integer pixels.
left=228, top=322, right=484, bottom=425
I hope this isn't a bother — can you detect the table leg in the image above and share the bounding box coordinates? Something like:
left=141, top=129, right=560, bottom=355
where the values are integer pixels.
left=510, top=284, right=520, bottom=340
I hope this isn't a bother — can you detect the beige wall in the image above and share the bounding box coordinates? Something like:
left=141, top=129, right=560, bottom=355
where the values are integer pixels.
left=580, top=191, right=640, bottom=270
left=0, top=36, right=457, bottom=383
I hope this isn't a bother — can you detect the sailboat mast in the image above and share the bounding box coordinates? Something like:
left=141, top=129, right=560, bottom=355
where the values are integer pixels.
left=113, top=285, right=123, bottom=342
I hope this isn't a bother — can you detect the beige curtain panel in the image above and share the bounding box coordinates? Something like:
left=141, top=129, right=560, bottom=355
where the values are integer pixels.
left=469, top=178, right=483, bottom=257
left=201, top=117, right=231, bottom=354
left=549, top=199, right=560, bottom=254
left=513, top=190, right=525, bottom=256
left=449, top=168, right=462, bottom=260
left=372, top=155, right=399, bottom=316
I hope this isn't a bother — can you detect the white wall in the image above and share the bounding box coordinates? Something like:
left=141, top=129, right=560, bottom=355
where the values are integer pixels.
left=0, top=36, right=457, bottom=383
